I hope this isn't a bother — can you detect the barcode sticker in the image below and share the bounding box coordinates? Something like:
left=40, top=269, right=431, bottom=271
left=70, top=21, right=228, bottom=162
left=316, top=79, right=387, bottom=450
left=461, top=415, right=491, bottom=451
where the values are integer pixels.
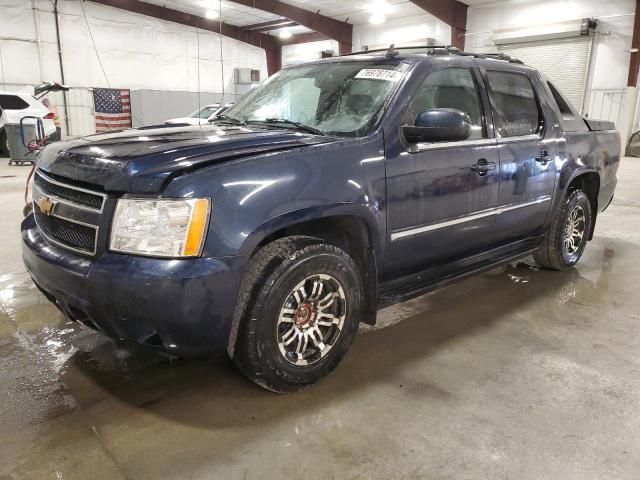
left=354, top=69, right=403, bottom=82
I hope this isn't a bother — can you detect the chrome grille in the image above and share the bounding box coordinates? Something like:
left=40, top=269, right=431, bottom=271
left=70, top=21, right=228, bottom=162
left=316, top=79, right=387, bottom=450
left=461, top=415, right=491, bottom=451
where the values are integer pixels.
left=32, top=169, right=105, bottom=256
left=34, top=208, right=97, bottom=254
left=34, top=169, right=106, bottom=212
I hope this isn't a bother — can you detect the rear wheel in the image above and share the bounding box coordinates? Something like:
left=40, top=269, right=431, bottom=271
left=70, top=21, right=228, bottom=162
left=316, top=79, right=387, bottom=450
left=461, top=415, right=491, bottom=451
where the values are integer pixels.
left=231, top=236, right=362, bottom=393
left=534, top=189, right=592, bottom=270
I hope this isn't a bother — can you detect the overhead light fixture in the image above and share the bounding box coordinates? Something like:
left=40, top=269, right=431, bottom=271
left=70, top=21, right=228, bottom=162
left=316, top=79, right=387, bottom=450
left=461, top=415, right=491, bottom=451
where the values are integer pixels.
left=279, top=29, right=293, bottom=39
left=205, top=10, right=218, bottom=20
left=369, top=13, right=386, bottom=24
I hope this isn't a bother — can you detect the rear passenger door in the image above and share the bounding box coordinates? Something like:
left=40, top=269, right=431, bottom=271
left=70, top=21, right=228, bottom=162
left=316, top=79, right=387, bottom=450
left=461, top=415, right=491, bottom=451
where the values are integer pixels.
left=483, top=68, right=557, bottom=241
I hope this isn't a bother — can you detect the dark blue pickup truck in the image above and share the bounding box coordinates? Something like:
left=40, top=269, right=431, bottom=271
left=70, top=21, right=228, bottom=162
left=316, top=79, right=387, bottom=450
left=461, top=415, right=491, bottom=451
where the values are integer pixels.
left=22, top=47, right=620, bottom=392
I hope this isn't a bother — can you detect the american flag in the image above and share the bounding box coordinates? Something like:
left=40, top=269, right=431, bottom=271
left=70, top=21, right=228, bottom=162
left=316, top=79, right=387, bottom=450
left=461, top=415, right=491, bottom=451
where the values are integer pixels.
left=92, top=88, right=131, bottom=132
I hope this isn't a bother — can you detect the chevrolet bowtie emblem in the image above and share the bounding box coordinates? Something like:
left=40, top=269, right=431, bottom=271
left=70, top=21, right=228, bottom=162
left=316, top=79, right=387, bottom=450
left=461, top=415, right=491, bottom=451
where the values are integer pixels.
left=37, top=196, right=56, bottom=216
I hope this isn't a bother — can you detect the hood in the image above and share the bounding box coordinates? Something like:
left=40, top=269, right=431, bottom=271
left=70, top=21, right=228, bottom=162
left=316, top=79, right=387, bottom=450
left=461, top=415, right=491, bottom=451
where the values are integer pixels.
left=37, top=123, right=335, bottom=193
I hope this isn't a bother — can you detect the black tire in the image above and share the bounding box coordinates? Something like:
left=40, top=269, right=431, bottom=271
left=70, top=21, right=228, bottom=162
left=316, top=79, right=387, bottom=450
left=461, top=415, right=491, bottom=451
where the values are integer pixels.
left=0, top=130, right=8, bottom=157
left=231, top=236, right=362, bottom=393
left=534, top=189, right=593, bottom=270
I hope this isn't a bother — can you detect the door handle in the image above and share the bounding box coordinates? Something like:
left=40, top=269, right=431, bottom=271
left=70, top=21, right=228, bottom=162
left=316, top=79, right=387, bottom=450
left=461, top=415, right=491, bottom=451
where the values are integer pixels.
left=470, top=159, right=496, bottom=176
left=536, top=150, right=551, bottom=164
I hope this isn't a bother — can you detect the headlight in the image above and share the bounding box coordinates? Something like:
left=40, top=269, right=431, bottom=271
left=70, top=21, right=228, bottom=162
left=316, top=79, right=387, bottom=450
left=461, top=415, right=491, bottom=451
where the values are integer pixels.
left=110, top=198, right=210, bottom=257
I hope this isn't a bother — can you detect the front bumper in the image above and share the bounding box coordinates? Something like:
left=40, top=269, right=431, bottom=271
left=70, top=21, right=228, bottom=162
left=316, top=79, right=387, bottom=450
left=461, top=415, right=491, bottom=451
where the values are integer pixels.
left=21, top=214, right=247, bottom=355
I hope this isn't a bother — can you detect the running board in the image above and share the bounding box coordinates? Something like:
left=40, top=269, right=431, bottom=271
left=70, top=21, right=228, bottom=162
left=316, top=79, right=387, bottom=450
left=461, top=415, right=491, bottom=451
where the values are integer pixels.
left=378, top=238, right=541, bottom=308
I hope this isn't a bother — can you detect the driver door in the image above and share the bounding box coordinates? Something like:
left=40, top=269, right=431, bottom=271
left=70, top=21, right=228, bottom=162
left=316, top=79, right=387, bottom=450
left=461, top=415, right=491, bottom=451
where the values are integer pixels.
left=384, top=65, right=501, bottom=278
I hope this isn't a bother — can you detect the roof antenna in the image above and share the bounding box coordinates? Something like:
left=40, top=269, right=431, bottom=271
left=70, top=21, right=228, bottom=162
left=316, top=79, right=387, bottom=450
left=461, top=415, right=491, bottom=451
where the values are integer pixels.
left=386, top=44, right=399, bottom=58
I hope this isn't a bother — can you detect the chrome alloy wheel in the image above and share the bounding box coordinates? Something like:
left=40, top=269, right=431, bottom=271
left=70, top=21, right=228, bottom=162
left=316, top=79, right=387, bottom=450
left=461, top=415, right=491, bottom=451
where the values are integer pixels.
left=276, top=274, right=347, bottom=366
left=563, top=204, right=586, bottom=256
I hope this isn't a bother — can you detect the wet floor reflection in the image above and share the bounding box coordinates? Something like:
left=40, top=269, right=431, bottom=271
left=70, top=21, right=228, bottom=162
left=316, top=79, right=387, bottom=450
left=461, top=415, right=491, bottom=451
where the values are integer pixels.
left=0, top=238, right=637, bottom=478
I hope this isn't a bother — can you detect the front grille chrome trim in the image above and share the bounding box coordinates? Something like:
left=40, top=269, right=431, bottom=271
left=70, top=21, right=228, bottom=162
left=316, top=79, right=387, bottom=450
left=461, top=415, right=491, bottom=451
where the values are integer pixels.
left=35, top=169, right=107, bottom=213
left=33, top=210, right=99, bottom=256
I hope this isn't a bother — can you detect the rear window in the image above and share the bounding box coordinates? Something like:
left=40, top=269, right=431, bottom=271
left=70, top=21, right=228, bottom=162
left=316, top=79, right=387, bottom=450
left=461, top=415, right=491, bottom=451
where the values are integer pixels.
left=486, top=71, right=542, bottom=138
left=0, top=94, right=30, bottom=110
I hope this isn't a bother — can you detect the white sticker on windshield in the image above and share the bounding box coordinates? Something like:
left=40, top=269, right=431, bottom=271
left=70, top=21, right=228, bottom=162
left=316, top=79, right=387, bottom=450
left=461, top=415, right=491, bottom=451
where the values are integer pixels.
left=354, top=69, right=403, bottom=82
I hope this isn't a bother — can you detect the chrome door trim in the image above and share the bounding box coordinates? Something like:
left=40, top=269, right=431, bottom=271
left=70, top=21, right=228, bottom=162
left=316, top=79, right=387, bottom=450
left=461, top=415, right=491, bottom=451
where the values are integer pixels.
left=496, top=134, right=542, bottom=145
left=412, top=138, right=497, bottom=152
left=390, top=195, right=552, bottom=241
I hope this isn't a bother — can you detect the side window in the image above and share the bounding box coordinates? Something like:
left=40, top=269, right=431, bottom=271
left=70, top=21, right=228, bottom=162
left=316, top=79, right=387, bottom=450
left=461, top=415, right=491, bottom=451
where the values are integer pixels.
left=486, top=71, right=543, bottom=138
left=403, top=68, right=485, bottom=140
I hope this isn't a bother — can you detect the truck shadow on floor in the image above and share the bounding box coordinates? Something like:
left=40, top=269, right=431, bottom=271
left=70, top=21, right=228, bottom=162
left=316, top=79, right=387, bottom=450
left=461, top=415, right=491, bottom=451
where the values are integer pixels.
left=58, top=246, right=617, bottom=431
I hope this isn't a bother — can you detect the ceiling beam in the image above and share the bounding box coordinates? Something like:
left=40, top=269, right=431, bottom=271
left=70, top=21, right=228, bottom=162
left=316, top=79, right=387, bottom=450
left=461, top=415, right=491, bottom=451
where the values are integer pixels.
left=280, top=32, right=329, bottom=46
left=227, top=0, right=352, bottom=53
left=409, top=0, right=468, bottom=50
left=244, top=19, right=299, bottom=32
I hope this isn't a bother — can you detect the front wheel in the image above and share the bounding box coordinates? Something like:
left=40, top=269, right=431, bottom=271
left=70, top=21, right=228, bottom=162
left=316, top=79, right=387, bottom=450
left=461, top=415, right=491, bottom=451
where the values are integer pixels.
left=534, top=189, right=593, bottom=270
left=231, top=236, right=362, bottom=393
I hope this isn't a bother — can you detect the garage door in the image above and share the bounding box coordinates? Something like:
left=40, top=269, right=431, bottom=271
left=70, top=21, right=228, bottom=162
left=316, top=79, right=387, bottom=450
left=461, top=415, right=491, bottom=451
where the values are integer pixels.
left=498, top=36, right=592, bottom=112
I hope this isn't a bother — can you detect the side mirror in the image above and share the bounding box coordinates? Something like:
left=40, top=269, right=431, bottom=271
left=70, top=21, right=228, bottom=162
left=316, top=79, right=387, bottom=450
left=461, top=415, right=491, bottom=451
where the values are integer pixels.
left=402, top=108, right=471, bottom=143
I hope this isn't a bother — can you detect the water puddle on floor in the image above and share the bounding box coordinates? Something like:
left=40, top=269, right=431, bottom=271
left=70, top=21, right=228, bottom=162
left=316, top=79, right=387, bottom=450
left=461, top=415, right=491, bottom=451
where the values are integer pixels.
left=0, top=238, right=633, bottom=477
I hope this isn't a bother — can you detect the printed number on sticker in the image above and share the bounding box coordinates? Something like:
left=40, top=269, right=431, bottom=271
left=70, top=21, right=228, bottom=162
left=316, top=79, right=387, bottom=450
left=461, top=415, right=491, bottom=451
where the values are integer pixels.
left=354, top=69, right=403, bottom=82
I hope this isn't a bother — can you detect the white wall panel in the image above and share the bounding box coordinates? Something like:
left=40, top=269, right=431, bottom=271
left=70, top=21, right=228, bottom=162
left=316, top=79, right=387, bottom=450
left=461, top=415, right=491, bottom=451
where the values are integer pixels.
left=283, top=40, right=339, bottom=66
left=353, top=14, right=451, bottom=51
left=0, top=0, right=267, bottom=92
left=0, top=0, right=268, bottom=137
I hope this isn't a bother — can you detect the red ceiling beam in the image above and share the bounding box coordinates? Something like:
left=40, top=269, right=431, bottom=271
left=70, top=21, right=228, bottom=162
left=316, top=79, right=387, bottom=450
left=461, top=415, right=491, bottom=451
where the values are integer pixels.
left=228, top=0, right=352, bottom=53
left=244, top=19, right=299, bottom=32
left=628, top=0, right=640, bottom=86
left=88, top=0, right=282, bottom=74
left=280, top=32, right=330, bottom=46
left=409, top=0, right=468, bottom=50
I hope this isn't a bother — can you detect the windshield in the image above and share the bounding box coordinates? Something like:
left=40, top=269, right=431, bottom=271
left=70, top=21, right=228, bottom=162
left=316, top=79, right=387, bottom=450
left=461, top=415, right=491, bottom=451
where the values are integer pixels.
left=223, top=61, right=409, bottom=137
left=190, top=105, right=219, bottom=119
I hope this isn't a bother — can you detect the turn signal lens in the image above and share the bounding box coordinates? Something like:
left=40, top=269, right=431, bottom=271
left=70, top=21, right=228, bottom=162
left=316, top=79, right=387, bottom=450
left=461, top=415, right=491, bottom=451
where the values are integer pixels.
left=184, top=198, right=210, bottom=256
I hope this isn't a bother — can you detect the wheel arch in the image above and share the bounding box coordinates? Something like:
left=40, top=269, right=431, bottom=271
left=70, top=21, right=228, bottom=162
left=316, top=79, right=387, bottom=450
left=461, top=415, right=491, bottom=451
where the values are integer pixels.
left=228, top=207, right=381, bottom=355
left=564, top=169, right=600, bottom=240
left=248, top=208, right=379, bottom=319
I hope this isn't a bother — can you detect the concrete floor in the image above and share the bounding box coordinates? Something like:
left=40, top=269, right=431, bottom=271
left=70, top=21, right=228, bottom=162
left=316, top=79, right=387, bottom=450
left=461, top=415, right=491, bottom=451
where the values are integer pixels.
left=0, top=159, right=639, bottom=480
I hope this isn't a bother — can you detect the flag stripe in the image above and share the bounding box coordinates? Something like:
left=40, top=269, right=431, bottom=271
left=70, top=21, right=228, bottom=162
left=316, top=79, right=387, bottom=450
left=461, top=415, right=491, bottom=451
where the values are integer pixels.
left=96, top=115, right=132, bottom=121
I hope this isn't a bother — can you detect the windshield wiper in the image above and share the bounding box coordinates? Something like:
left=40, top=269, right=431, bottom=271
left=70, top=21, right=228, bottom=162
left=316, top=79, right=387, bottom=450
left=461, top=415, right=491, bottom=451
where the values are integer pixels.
left=253, top=118, right=326, bottom=136
left=211, top=114, right=245, bottom=126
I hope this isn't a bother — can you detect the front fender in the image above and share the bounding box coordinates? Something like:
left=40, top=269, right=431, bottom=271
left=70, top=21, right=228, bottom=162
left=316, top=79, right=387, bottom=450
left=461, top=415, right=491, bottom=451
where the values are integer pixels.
left=239, top=202, right=384, bottom=259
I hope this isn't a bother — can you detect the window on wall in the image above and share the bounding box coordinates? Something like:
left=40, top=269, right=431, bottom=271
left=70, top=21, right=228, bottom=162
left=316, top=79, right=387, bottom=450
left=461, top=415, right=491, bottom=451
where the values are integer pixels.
left=486, top=71, right=543, bottom=138
left=403, top=68, right=485, bottom=140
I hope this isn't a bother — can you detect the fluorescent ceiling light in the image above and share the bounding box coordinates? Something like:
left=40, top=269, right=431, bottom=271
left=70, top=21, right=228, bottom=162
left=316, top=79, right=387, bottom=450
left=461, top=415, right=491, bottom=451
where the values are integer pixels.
left=369, top=13, right=386, bottom=24
left=279, top=29, right=293, bottom=39
left=205, top=10, right=218, bottom=20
